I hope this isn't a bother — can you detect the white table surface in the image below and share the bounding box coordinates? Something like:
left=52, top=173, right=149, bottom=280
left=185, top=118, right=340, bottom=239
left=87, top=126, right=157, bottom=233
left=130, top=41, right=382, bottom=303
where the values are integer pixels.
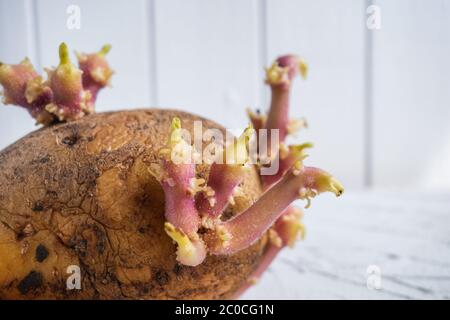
left=241, top=190, right=450, bottom=300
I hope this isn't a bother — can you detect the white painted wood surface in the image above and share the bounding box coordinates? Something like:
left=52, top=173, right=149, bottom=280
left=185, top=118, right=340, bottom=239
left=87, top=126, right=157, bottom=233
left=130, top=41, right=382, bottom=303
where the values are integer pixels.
left=372, top=0, right=450, bottom=190
left=154, top=0, right=261, bottom=130
left=242, top=191, right=450, bottom=299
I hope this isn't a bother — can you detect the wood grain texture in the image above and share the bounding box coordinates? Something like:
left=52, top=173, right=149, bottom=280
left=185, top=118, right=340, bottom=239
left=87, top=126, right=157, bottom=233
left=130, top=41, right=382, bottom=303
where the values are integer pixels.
left=372, top=0, right=450, bottom=189
left=265, top=0, right=366, bottom=189
left=242, top=191, right=450, bottom=299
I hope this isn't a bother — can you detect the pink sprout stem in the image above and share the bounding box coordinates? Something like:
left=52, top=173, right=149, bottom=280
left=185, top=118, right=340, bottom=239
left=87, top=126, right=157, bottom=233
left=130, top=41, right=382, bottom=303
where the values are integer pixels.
left=262, top=143, right=312, bottom=189
left=77, top=44, right=113, bottom=104
left=231, top=243, right=281, bottom=299
left=264, top=55, right=307, bottom=146
left=197, top=163, right=243, bottom=219
left=162, top=160, right=200, bottom=236
left=207, top=166, right=343, bottom=255
left=231, top=205, right=304, bottom=298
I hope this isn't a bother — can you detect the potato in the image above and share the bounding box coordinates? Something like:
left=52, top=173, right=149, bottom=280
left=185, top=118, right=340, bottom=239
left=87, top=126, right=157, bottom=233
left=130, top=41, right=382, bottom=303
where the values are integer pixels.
left=0, top=109, right=266, bottom=299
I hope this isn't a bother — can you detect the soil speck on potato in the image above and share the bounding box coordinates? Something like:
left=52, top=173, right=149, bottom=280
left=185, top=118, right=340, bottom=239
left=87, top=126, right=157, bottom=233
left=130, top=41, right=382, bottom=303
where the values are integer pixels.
left=173, top=264, right=183, bottom=276
left=32, top=201, right=44, bottom=212
left=154, top=270, right=169, bottom=286
left=35, top=244, right=49, bottom=262
left=62, top=134, right=78, bottom=146
left=17, top=271, right=43, bottom=295
left=72, top=238, right=88, bottom=258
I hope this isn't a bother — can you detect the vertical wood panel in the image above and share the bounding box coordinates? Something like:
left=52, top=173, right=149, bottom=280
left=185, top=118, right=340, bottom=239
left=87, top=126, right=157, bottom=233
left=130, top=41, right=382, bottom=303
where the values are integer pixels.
left=266, top=0, right=366, bottom=188
left=0, top=0, right=37, bottom=150
left=36, top=0, right=153, bottom=111
left=373, top=0, right=450, bottom=189
left=154, top=0, right=261, bottom=129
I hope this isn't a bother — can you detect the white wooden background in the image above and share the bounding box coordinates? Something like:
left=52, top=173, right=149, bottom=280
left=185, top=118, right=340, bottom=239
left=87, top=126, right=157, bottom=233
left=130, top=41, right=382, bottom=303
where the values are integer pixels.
left=0, top=0, right=449, bottom=191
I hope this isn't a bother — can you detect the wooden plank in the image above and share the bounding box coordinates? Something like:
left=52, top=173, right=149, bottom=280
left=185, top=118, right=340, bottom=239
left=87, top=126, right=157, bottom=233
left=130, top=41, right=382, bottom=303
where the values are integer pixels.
left=372, top=0, right=450, bottom=189
left=266, top=0, right=366, bottom=189
left=0, top=0, right=38, bottom=150
left=154, top=0, right=261, bottom=129
left=35, top=0, right=153, bottom=111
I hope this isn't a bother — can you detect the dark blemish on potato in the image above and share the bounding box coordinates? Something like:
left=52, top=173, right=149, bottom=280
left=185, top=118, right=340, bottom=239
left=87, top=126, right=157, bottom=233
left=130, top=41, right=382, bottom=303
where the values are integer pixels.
left=16, top=232, right=25, bottom=241
left=96, top=241, right=105, bottom=254
left=13, top=167, right=25, bottom=182
left=154, top=270, right=169, bottom=286
left=138, top=225, right=151, bottom=234
left=106, top=271, right=118, bottom=283
left=78, top=165, right=100, bottom=183
left=47, top=190, right=58, bottom=198
left=62, top=134, right=78, bottom=146
left=173, top=264, right=182, bottom=276
left=70, top=237, right=88, bottom=258
left=30, top=155, right=50, bottom=165
left=17, top=271, right=43, bottom=295
left=32, top=201, right=44, bottom=212
left=189, top=268, right=201, bottom=280
left=95, top=231, right=106, bottom=254
left=35, top=244, right=49, bottom=262
left=40, top=155, right=50, bottom=163
left=133, top=282, right=150, bottom=295
left=61, top=167, right=72, bottom=176
left=76, top=239, right=88, bottom=257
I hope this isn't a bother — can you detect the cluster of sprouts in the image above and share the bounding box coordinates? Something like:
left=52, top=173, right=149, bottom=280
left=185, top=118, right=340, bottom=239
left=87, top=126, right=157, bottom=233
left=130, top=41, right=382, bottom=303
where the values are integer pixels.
left=151, top=55, right=344, bottom=269
left=0, top=43, right=113, bottom=125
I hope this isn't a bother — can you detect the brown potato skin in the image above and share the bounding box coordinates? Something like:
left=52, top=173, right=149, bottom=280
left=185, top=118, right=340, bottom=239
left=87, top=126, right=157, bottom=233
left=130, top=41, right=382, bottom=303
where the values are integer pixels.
left=0, top=109, right=266, bottom=300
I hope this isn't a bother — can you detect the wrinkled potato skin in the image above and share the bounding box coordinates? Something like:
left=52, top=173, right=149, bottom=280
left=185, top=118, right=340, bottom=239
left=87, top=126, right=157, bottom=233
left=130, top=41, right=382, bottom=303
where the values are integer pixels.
left=0, top=109, right=265, bottom=300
